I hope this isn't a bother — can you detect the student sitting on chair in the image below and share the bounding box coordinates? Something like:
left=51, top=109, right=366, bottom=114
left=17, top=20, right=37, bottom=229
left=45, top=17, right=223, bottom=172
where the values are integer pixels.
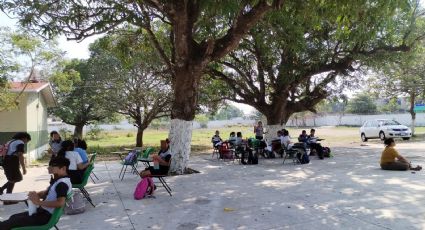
left=0, top=157, right=72, bottom=230
left=298, top=130, right=308, bottom=143
left=73, top=138, right=89, bottom=164
left=211, top=130, right=223, bottom=148
left=281, top=130, right=294, bottom=149
left=307, top=129, right=324, bottom=159
left=57, top=140, right=89, bottom=184
left=228, top=132, right=236, bottom=148
left=48, top=131, right=62, bottom=157
left=234, top=132, right=253, bottom=164
left=381, top=138, right=422, bottom=171
left=140, top=139, right=172, bottom=177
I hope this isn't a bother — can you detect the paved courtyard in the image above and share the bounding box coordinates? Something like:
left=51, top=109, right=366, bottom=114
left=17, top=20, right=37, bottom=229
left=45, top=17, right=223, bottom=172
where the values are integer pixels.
left=1, top=142, right=425, bottom=229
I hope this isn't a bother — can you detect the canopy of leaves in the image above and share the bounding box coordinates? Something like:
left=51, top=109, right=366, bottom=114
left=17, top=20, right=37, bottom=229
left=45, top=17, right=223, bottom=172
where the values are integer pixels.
left=209, top=0, right=424, bottom=124
left=49, top=58, right=120, bottom=127
left=89, top=28, right=172, bottom=130
left=0, top=27, right=64, bottom=111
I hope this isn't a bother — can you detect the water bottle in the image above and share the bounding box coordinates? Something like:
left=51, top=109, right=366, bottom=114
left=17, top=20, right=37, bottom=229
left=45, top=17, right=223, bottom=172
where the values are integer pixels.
left=27, top=200, right=38, bottom=216
left=154, top=159, right=159, bottom=170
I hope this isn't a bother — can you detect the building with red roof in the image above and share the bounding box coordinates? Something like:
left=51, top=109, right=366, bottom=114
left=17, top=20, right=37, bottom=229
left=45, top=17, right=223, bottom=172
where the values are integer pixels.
left=0, top=81, right=56, bottom=163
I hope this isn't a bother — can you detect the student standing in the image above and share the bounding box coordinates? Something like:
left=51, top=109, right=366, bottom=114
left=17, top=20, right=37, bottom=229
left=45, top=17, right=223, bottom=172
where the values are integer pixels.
left=0, top=132, right=31, bottom=197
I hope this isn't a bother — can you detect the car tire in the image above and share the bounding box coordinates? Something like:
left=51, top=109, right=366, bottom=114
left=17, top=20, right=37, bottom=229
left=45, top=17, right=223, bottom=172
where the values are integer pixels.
left=402, top=137, right=410, bottom=140
left=361, top=133, right=368, bottom=142
left=379, top=131, right=386, bottom=141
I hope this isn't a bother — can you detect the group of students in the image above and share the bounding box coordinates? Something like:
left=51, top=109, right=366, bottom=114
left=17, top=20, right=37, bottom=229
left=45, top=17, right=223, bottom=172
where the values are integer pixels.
left=0, top=131, right=79, bottom=229
left=48, top=131, right=90, bottom=184
left=212, top=124, right=327, bottom=161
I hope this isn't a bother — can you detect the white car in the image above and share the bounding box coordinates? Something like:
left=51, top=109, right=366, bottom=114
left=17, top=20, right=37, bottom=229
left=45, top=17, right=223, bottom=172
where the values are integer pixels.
left=360, top=119, right=412, bottom=142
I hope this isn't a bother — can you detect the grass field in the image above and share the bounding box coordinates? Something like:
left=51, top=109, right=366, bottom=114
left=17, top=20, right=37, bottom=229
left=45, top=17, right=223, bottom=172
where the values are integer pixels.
left=85, top=125, right=425, bottom=160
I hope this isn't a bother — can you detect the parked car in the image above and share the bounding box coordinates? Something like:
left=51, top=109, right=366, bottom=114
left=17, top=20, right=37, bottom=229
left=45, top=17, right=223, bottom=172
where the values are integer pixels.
left=360, top=119, right=411, bottom=142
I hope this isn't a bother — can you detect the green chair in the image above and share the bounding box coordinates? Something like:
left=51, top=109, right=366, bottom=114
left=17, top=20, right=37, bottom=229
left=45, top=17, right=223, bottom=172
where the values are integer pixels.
left=89, top=153, right=99, bottom=183
left=138, top=147, right=155, bottom=167
left=118, top=150, right=140, bottom=180
left=72, top=164, right=95, bottom=207
left=12, top=193, right=73, bottom=230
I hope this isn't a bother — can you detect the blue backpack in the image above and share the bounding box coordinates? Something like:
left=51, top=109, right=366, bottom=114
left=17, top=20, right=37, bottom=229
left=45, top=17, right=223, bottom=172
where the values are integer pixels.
left=297, top=151, right=310, bottom=164
left=124, top=151, right=137, bottom=163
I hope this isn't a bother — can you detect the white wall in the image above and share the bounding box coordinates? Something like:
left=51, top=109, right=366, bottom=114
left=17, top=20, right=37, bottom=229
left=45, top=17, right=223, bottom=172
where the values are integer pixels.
left=286, top=113, right=422, bottom=127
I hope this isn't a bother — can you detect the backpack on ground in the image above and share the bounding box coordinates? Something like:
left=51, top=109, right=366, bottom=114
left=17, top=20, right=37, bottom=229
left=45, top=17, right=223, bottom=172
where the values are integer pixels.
left=296, top=151, right=310, bottom=164
left=322, top=147, right=331, bottom=158
left=65, top=191, right=86, bottom=215
left=134, top=177, right=155, bottom=200
left=0, top=141, right=11, bottom=166
left=124, top=150, right=137, bottom=163
left=246, top=149, right=258, bottom=165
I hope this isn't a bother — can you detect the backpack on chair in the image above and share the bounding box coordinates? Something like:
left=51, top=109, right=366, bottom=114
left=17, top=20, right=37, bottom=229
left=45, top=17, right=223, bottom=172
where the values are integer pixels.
left=134, top=177, right=155, bottom=200
left=219, top=142, right=233, bottom=159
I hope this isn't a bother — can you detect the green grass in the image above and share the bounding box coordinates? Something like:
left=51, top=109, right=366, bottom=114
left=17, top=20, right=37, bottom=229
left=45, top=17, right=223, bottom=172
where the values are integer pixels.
left=85, top=125, right=425, bottom=160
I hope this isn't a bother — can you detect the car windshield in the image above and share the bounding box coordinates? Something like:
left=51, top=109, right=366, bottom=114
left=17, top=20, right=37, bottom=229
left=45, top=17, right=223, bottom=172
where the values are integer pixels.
left=379, top=120, right=401, bottom=126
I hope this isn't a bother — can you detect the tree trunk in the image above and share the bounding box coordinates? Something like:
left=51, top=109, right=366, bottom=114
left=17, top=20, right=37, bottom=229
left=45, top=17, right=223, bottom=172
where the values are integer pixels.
left=263, top=107, right=293, bottom=141
left=74, top=125, right=84, bottom=139
left=136, top=127, right=144, bottom=147
left=168, top=69, right=200, bottom=174
left=265, top=124, right=284, bottom=142
left=409, top=92, right=416, bottom=136
left=168, top=119, right=193, bottom=174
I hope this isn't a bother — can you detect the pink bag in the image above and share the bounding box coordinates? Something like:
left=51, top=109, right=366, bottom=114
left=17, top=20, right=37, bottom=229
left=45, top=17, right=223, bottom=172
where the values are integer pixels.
left=134, top=177, right=154, bottom=200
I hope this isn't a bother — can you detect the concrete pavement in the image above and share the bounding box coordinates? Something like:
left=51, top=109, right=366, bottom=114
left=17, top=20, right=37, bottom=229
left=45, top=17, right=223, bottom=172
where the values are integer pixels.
left=1, top=143, right=425, bottom=229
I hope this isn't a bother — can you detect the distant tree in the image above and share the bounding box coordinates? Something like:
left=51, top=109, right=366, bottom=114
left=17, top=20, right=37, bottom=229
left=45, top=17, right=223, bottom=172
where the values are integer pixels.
left=378, top=97, right=401, bottom=113
left=50, top=58, right=120, bottom=138
left=212, top=105, right=244, bottom=120
left=346, top=94, right=377, bottom=114
left=195, top=114, right=209, bottom=128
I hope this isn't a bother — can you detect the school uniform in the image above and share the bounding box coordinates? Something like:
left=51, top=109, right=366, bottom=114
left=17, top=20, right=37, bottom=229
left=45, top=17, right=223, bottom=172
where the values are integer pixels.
left=3, top=140, right=25, bottom=182
left=0, top=177, right=71, bottom=229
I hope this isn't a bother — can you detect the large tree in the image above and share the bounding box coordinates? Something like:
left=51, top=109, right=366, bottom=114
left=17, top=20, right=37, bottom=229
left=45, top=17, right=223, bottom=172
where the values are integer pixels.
left=1, top=0, right=283, bottom=173
left=91, top=32, right=172, bottom=147
left=50, top=58, right=120, bottom=138
left=209, top=0, right=424, bottom=138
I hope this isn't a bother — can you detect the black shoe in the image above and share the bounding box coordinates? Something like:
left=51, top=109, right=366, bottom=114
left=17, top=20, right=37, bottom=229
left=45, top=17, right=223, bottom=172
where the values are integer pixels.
left=154, top=185, right=157, bottom=191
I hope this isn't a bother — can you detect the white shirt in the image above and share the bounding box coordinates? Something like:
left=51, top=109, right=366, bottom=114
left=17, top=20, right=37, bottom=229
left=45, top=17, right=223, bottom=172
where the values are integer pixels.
left=6, top=139, right=24, bottom=155
left=281, top=136, right=293, bottom=149
left=65, top=151, right=83, bottom=170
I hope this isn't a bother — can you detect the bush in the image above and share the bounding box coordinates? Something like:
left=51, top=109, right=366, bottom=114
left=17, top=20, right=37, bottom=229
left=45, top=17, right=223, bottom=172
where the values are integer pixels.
left=86, top=125, right=103, bottom=140
left=126, top=132, right=134, bottom=137
left=59, top=128, right=73, bottom=139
